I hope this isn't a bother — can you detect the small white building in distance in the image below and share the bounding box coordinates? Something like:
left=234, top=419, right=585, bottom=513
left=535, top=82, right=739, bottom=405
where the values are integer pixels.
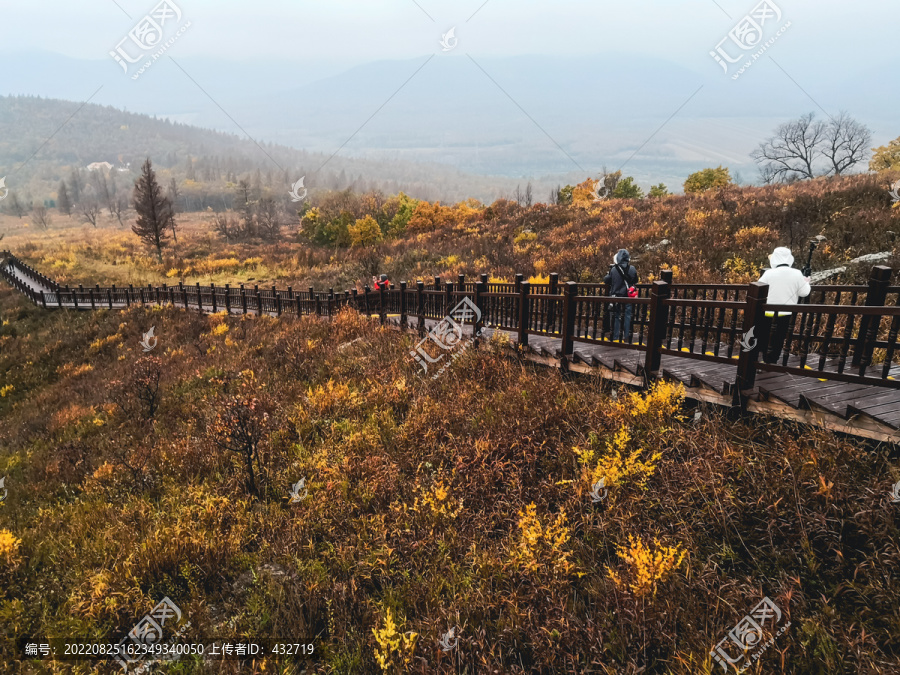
left=86, top=162, right=114, bottom=172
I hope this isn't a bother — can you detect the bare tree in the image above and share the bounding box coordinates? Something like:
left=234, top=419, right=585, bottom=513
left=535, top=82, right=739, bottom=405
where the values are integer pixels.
left=752, top=113, right=825, bottom=183
left=111, top=193, right=129, bottom=227
left=31, top=203, right=52, bottom=230
left=257, top=196, right=283, bottom=241
left=525, top=182, right=533, bottom=208
left=550, top=185, right=560, bottom=205
left=80, top=201, right=100, bottom=227
left=213, top=212, right=237, bottom=243
left=752, top=112, right=871, bottom=183
left=92, top=170, right=114, bottom=215
left=168, top=177, right=180, bottom=212
left=822, top=111, right=872, bottom=176
left=3, top=192, right=25, bottom=218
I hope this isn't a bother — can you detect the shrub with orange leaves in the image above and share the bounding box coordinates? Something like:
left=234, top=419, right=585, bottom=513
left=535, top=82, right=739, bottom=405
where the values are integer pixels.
left=607, top=535, right=686, bottom=598
left=511, top=503, right=574, bottom=577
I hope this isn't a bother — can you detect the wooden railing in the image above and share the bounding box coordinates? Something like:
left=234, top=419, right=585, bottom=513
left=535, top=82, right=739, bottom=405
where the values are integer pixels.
left=2, top=251, right=898, bottom=397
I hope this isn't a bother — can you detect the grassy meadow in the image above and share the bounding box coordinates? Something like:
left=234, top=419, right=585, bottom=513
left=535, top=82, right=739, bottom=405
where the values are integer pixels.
left=1, top=174, right=900, bottom=673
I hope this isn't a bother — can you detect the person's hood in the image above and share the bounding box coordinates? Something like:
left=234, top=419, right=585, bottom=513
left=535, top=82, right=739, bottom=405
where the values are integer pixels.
left=769, top=247, right=794, bottom=268
left=614, top=249, right=630, bottom=266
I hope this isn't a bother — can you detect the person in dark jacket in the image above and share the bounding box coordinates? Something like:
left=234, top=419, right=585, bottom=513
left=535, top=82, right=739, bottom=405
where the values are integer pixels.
left=603, top=249, right=638, bottom=341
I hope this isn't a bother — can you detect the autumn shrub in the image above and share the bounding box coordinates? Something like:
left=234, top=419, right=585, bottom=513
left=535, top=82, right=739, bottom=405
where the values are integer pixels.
left=113, top=354, right=163, bottom=420
left=207, top=388, right=271, bottom=498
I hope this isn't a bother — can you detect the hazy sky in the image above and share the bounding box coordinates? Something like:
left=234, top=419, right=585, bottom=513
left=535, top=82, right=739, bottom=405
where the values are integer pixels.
left=1, top=0, right=897, bottom=188
left=1, top=0, right=895, bottom=73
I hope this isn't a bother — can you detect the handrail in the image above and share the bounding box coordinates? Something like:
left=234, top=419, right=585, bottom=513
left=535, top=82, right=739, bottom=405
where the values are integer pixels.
left=1, top=254, right=897, bottom=395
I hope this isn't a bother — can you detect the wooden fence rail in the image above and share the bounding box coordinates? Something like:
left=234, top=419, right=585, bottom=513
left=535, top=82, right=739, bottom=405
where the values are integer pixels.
left=1, top=250, right=898, bottom=403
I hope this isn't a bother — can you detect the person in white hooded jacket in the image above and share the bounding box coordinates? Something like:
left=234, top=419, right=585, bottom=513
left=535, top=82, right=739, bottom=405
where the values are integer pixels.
left=757, top=247, right=811, bottom=363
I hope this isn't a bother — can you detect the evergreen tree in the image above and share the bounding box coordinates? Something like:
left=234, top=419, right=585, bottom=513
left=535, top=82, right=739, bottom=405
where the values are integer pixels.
left=57, top=180, right=72, bottom=215
left=132, top=158, right=174, bottom=263
left=68, top=169, right=82, bottom=204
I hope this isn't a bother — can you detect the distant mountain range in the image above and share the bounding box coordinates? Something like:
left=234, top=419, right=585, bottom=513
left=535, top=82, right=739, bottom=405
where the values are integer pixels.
left=1, top=50, right=897, bottom=201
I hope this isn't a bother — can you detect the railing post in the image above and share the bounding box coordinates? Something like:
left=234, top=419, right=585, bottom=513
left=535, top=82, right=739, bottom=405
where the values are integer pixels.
left=274, top=285, right=282, bottom=316
left=643, top=280, right=671, bottom=383
left=416, top=280, right=425, bottom=336
left=434, top=276, right=442, bottom=314
left=399, top=281, right=408, bottom=328
left=195, top=283, right=202, bottom=312
left=852, top=265, right=893, bottom=370
left=107, top=288, right=113, bottom=310
left=40, top=290, right=47, bottom=308
left=224, top=284, right=231, bottom=313
left=517, top=281, right=530, bottom=347
left=89, top=288, right=96, bottom=309
left=363, top=286, right=370, bottom=316
left=458, top=274, right=465, bottom=293
left=734, top=282, right=769, bottom=405
left=296, top=294, right=302, bottom=316
left=351, top=288, right=358, bottom=314
left=445, top=281, right=453, bottom=317
left=71, top=285, right=79, bottom=310
left=127, top=284, right=134, bottom=307
left=660, top=269, right=674, bottom=285
left=315, top=290, right=322, bottom=316
left=211, top=283, right=217, bottom=312
left=256, top=288, right=263, bottom=315
left=180, top=282, right=188, bottom=310
left=474, top=280, right=485, bottom=346
left=155, top=283, right=161, bottom=306
left=480, top=273, right=488, bottom=286
left=379, top=284, right=386, bottom=325
left=241, top=284, right=247, bottom=314
left=547, top=273, right=559, bottom=331
left=559, top=282, right=578, bottom=371
left=514, top=273, right=523, bottom=292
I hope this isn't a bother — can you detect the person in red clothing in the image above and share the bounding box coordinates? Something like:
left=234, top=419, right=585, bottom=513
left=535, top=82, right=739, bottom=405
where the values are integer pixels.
left=372, top=274, right=390, bottom=290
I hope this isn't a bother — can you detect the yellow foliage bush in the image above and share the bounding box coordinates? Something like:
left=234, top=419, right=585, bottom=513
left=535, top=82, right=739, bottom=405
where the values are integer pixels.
left=0, top=384, right=13, bottom=398
left=0, top=529, right=22, bottom=565
left=307, top=379, right=360, bottom=417
left=514, top=230, right=537, bottom=245
left=413, top=479, right=463, bottom=520
left=90, top=333, right=121, bottom=351
left=57, top=363, right=94, bottom=377
left=607, top=535, right=685, bottom=597
left=512, top=503, right=573, bottom=576
left=734, top=226, right=775, bottom=248
left=617, top=380, right=685, bottom=422
left=372, top=608, right=418, bottom=672
left=723, top=256, right=761, bottom=284
left=575, top=427, right=661, bottom=489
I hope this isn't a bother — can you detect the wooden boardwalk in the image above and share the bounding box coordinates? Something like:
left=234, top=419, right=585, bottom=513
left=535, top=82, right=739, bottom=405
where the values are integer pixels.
left=3, top=251, right=899, bottom=443
left=402, top=316, right=900, bottom=443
